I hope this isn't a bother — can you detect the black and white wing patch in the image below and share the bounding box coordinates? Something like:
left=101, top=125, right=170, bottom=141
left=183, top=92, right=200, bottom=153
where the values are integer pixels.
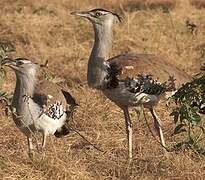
left=125, top=74, right=167, bottom=95
left=33, top=92, right=65, bottom=120
left=105, top=62, right=122, bottom=89
left=43, top=102, right=64, bottom=119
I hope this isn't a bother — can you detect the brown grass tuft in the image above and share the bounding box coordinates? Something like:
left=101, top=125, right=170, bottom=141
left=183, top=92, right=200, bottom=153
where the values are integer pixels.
left=190, top=0, right=205, bottom=9
left=123, top=0, right=176, bottom=12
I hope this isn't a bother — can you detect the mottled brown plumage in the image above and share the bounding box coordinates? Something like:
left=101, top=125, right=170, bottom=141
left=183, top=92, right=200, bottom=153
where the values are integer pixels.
left=108, top=53, right=191, bottom=87
left=34, top=81, right=68, bottom=109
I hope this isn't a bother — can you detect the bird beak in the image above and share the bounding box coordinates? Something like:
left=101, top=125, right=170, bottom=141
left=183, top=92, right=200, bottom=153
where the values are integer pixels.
left=70, top=11, right=90, bottom=18
left=1, top=58, right=14, bottom=66
left=1, top=58, right=17, bottom=70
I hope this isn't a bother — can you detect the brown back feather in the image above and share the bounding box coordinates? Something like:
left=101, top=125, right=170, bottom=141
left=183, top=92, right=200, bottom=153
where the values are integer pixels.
left=108, top=53, right=191, bottom=88
left=33, top=81, right=71, bottom=108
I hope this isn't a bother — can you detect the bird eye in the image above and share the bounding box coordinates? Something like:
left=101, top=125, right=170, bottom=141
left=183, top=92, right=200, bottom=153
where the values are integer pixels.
left=16, top=61, right=24, bottom=66
left=95, top=12, right=102, bottom=17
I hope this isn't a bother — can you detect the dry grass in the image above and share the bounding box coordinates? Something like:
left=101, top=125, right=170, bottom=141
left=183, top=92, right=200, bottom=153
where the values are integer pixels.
left=190, top=0, right=205, bottom=9
left=1, top=0, right=205, bottom=179
left=123, top=0, right=176, bottom=12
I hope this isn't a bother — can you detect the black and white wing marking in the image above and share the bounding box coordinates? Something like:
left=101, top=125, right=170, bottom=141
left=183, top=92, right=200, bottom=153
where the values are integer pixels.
left=125, top=74, right=167, bottom=95
left=103, top=60, right=175, bottom=95
left=44, top=102, right=64, bottom=119
left=33, top=81, right=77, bottom=120
left=33, top=92, right=65, bottom=119
left=104, top=61, right=122, bottom=89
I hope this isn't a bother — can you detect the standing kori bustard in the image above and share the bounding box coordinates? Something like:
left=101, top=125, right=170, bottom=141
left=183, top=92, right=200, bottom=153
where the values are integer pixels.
left=71, top=8, right=190, bottom=159
left=1, top=58, right=78, bottom=158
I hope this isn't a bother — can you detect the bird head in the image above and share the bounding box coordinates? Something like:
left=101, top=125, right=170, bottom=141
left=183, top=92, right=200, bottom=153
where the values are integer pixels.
left=71, top=8, right=122, bottom=26
left=1, top=58, right=39, bottom=76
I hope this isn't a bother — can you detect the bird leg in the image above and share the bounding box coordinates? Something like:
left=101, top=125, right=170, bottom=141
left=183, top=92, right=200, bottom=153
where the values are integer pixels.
left=123, top=107, right=133, bottom=160
left=38, top=133, right=47, bottom=159
left=149, top=108, right=166, bottom=152
left=27, top=136, right=34, bottom=159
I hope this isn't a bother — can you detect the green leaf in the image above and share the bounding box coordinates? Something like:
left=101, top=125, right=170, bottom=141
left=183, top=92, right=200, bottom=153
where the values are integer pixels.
left=170, top=109, right=179, bottom=123
left=188, top=112, right=201, bottom=125
left=173, top=124, right=186, bottom=135
left=188, top=135, right=194, bottom=145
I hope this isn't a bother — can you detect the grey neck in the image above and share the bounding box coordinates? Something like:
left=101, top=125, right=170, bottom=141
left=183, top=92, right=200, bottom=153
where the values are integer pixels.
left=90, top=23, right=113, bottom=60
left=12, top=72, right=37, bottom=111
left=87, top=22, right=113, bottom=89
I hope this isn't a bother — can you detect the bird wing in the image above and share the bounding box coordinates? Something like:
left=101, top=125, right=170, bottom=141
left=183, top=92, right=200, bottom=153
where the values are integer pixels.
left=33, top=80, right=77, bottom=119
left=123, top=75, right=167, bottom=95
left=61, top=89, right=78, bottom=106
left=107, top=53, right=191, bottom=88
left=34, top=81, right=67, bottom=108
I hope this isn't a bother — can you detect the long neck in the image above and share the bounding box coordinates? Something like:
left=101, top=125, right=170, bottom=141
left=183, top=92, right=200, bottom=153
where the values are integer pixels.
left=90, top=23, right=113, bottom=60
left=12, top=72, right=36, bottom=111
left=87, top=22, right=113, bottom=89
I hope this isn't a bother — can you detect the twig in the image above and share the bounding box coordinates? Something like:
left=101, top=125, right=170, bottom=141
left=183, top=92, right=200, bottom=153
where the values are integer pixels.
left=69, top=127, right=105, bottom=153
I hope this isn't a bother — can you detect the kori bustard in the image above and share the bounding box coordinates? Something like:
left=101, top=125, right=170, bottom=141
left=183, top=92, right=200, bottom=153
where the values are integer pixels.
left=71, top=8, right=190, bottom=159
left=1, top=58, right=77, bottom=158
